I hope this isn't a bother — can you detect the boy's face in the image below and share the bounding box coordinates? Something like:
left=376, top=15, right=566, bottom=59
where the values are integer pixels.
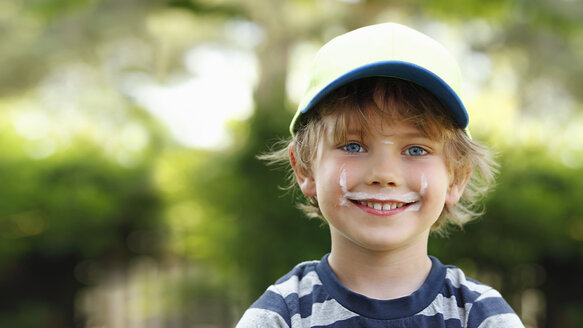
left=292, top=110, right=466, bottom=253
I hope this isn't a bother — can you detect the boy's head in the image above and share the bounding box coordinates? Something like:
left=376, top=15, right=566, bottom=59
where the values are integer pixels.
left=290, top=77, right=496, bottom=235
left=263, top=23, right=497, bottom=235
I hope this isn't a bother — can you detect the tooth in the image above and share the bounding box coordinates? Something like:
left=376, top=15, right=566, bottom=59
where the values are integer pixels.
left=389, top=203, right=396, bottom=210
left=367, top=202, right=374, bottom=208
left=382, top=203, right=391, bottom=210
left=374, top=203, right=382, bottom=210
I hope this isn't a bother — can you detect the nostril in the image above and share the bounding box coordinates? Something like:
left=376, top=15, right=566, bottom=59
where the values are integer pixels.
left=372, top=181, right=397, bottom=187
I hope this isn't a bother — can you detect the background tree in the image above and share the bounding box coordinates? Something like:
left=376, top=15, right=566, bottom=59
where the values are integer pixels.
left=0, top=0, right=581, bottom=327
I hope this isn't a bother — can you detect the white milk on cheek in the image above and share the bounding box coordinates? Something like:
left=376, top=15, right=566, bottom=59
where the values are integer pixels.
left=339, top=168, right=350, bottom=207
left=404, top=174, right=427, bottom=212
left=420, top=173, right=428, bottom=196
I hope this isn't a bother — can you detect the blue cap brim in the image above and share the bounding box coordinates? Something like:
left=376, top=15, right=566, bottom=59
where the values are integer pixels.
left=297, top=61, right=469, bottom=130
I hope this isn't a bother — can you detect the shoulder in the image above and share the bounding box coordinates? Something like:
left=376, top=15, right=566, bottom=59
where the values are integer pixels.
left=236, top=260, right=321, bottom=328
left=440, top=265, right=524, bottom=328
left=274, top=259, right=321, bottom=289
left=236, top=308, right=289, bottom=328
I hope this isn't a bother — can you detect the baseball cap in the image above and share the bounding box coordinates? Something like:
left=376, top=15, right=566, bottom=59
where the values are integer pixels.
left=290, top=22, right=468, bottom=135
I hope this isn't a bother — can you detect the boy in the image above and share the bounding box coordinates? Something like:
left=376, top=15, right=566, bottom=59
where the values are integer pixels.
left=237, top=22, right=524, bottom=327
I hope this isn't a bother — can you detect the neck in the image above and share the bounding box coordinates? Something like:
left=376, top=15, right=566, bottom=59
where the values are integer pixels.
left=328, top=236, right=432, bottom=300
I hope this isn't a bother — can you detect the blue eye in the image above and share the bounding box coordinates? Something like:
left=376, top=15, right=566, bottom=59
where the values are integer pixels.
left=343, top=142, right=365, bottom=153
left=405, top=146, right=427, bottom=157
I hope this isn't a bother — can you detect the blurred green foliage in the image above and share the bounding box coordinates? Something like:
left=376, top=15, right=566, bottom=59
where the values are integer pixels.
left=0, top=0, right=582, bottom=327
left=0, top=128, right=164, bottom=326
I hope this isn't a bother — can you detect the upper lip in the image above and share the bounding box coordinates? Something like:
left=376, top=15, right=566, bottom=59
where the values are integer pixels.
left=343, top=191, right=421, bottom=204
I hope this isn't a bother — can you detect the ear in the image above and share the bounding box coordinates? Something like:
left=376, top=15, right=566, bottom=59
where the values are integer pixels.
left=445, top=169, right=471, bottom=205
left=289, top=143, right=317, bottom=197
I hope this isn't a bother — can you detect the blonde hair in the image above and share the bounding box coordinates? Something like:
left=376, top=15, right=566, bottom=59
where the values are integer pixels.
left=261, top=77, right=498, bottom=235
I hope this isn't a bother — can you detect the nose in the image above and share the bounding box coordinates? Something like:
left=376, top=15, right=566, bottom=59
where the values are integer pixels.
left=365, top=152, right=402, bottom=187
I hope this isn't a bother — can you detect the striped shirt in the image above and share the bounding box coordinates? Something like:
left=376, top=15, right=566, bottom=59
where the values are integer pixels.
left=237, top=255, right=523, bottom=327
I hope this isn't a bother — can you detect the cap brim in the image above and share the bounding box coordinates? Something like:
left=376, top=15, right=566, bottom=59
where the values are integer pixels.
left=290, top=61, right=469, bottom=135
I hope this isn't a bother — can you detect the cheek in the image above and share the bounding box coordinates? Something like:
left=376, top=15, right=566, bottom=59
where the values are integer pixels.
left=315, top=166, right=339, bottom=193
left=423, top=172, right=450, bottom=201
left=411, top=164, right=449, bottom=198
left=316, top=165, right=351, bottom=205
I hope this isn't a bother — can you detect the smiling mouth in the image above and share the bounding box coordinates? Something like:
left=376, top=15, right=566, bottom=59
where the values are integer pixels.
left=351, top=200, right=411, bottom=211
